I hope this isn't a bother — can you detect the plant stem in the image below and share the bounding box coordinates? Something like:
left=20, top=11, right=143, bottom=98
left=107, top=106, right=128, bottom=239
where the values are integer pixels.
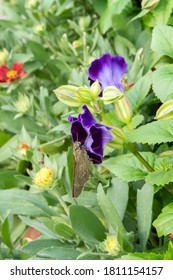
left=125, top=143, right=154, bottom=172
left=99, top=107, right=154, bottom=172
left=52, top=188, right=69, bottom=216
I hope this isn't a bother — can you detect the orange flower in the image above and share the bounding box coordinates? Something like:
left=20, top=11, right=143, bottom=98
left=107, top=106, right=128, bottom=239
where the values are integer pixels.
left=20, top=143, right=29, bottom=155
left=0, top=62, right=27, bottom=83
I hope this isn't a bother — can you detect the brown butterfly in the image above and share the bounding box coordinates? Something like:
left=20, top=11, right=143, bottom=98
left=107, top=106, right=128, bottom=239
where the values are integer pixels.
left=73, top=141, right=92, bottom=198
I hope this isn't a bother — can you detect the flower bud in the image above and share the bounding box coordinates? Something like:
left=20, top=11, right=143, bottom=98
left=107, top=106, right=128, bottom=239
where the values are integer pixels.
left=102, top=86, right=123, bottom=104
left=20, top=143, right=29, bottom=155
left=54, top=85, right=82, bottom=107
left=155, top=100, right=173, bottom=120
left=33, top=167, right=55, bottom=189
left=13, top=94, right=31, bottom=114
left=72, top=40, right=83, bottom=49
left=159, top=150, right=173, bottom=157
left=99, top=235, right=121, bottom=256
left=34, top=24, right=45, bottom=35
left=77, top=86, right=93, bottom=102
left=0, top=49, right=8, bottom=66
left=141, top=0, right=160, bottom=10
left=114, top=95, right=133, bottom=124
left=79, top=16, right=91, bottom=31
left=27, top=0, right=38, bottom=9
left=90, top=80, right=101, bottom=98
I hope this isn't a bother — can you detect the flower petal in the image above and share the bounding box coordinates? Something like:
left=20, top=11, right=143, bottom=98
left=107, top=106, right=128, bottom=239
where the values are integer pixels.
left=88, top=53, right=128, bottom=92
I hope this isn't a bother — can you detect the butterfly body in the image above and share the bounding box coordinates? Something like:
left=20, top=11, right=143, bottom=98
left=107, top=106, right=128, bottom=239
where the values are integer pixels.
left=73, top=141, right=91, bottom=198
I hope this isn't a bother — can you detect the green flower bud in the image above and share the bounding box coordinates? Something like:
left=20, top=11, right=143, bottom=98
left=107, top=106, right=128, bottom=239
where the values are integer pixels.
left=0, top=49, right=8, bottom=66
left=72, top=40, right=83, bottom=49
left=77, top=86, right=93, bottom=102
left=114, top=95, right=133, bottom=124
left=141, top=0, right=160, bottom=10
left=79, top=16, right=91, bottom=31
left=34, top=24, right=45, bottom=35
left=54, top=85, right=82, bottom=107
left=155, top=100, right=173, bottom=120
left=13, top=94, right=31, bottom=114
left=159, top=150, right=173, bottom=157
left=90, top=80, right=101, bottom=98
left=102, top=86, right=123, bottom=104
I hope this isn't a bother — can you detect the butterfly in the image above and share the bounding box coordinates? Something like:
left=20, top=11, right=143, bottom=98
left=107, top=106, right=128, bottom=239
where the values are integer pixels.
left=72, top=141, right=92, bottom=198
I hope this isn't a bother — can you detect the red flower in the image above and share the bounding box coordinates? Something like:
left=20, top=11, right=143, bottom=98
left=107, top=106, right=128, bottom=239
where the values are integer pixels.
left=0, top=62, right=27, bottom=83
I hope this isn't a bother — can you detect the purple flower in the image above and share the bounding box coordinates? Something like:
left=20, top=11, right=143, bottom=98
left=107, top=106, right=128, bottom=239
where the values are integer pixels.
left=68, top=105, right=113, bottom=164
left=88, top=53, right=128, bottom=93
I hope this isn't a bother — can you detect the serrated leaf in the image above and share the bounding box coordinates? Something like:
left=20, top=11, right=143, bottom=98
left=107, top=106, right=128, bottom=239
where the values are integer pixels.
left=69, top=205, right=106, bottom=243
left=120, top=252, right=163, bottom=260
left=126, top=71, right=152, bottom=112
left=103, top=152, right=156, bottom=182
left=151, top=25, right=173, bottom=58
left=137, top=183, right=154, bottom=250
left=153, top=202, right=173, bottom=237
left=146, top=169, right=173, bottom=187
left=127, top=120, right=173, bottom=144
left=152, top=65, right=173, bottom=102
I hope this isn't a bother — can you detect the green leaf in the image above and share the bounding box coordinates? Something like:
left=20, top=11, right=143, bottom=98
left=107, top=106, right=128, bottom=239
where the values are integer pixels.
left=27, top=40, right=49, bottom=65
left=126, top=71, right=152, bottom=112
left=19, top=216, right=58, bottom=239
left=153, top=202, right=173, bottom=237
left=0, top=132, right=12, bottom=147
left=127, top=120, right=173, bottom=145
left=120, top=252, right=163, bottom=260
left=0, top=189, right=47, bottom=216
left=1, top=212, right=13, bottom=249
left=153, top=1, right=173, bottom=27
left=97, top=184, right=133, bottom=251
left=146, top=169, right=173, bottom=187
left=0, top=135, right=18, bottom=163
left=164, top=242, right=173, bottom=260
left=37, top=246, right=80, bottom=260
left=151, top=25, right=173, bottom=59
left=107, top=178, right=129, bottom=220
left=137, top=183, right=154, bottom=251
left=0, top=170, right=25, bottom=189
left=55, top=223, right=75, bottom=239
left=22, top=239, right=65, bottom=255
left=152, top=65, right=173, bottom=102
left=69, top=205, right=106, bottom=243
left=103, top=152, right=156, bottom=182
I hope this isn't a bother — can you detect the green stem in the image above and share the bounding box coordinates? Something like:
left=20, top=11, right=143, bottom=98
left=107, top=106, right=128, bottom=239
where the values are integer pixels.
left=98, top=107, right=154, bottom=173
left=125, top=143, right=154, bottom=172
left=52, top=188, right=69, bottom=216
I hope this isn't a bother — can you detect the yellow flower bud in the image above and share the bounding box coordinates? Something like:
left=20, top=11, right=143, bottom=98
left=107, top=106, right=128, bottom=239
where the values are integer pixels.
left=155, top=100, right=173, bottom=120
left=114, top=95, right=133, bottom=124
left=99, top=235, right=121, bottom=256
left=54, top=85, right=82, bottom=107
left=72, top=40, right=83, bottom=48
left=33, top=167, right=55, bottom=189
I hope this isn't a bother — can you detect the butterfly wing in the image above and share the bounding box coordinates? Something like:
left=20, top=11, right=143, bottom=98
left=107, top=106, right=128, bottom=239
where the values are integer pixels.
left=73, top=142, right=91, bottom=198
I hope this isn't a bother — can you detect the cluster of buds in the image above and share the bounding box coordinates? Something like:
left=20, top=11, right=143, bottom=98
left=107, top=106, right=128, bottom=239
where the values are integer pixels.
left=33, top=167, right=55, bottom=189
left=155, top=100, right=173, bottom=121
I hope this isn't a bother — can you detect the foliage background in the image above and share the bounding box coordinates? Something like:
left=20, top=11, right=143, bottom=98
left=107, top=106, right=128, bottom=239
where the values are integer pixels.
left=0, top=0, right=173, bottom=260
